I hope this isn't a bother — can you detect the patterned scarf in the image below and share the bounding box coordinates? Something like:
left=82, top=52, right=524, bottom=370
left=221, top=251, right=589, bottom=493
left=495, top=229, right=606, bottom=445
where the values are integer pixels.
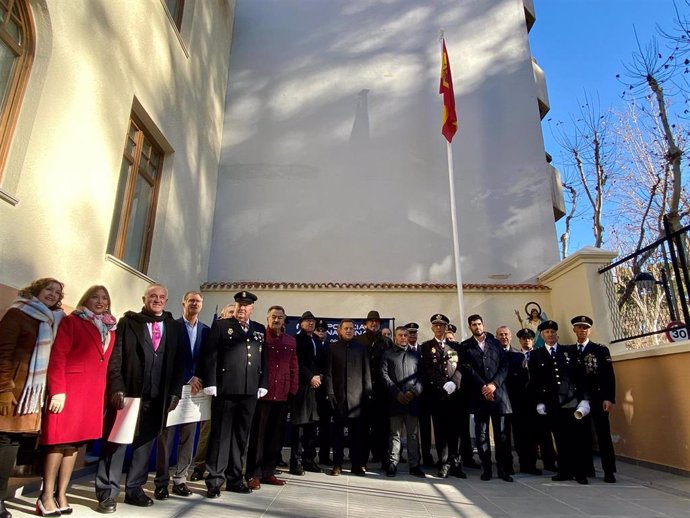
left=10, top=296, right=64, bottom=414
left=73, top=306, right=117, bottom=352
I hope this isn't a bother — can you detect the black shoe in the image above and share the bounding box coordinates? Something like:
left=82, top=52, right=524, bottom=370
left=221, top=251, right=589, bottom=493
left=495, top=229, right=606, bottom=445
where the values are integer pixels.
left=154, top=487, right=169, bottom=500
left=499, top=473, right=514, bottom=482
left=206, top=487, right=221, bottom=499
left=226, top=484, right=252, bottom=494
left=289, top=465, right=305, bottom=476
left=451, top=465, right=467, bottom=479
left=576, top=477, right=589, bottom=485
left=437, top=464, right=450, bottom=478
left=125, top=491, right=154, bottom=507
left=96, top=498, right=117, bottom=514
left=172, top=483, right=193, bottom=497
left=303, top=462, right=322, bottom=473
left=386, top=464, right=397, bottom=477
left=551, top=474, right=573, bottom=482
left=329, top=466, right=342, bottom=476
left=604, top=473, right=617, bottom=483
left=480, top=471, right=492, bottom=481
left=351, top=466, right=366, bottom=476
left=520, top=467, right=543, bottom=476
left=189, top=468, right=204, bottom=482
left=463, top=459, right=481, bottom=469
left=410, top=466, right=426, bottom=478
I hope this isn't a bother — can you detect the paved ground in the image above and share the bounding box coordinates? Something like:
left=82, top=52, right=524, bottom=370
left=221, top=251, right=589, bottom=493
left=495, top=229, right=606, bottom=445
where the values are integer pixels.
left=7, top=460, right=690, bottom=517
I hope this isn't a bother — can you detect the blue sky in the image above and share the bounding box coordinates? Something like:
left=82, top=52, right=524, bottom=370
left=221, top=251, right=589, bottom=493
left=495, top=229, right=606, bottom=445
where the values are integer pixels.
left=529, top=0, right=684, bottom=252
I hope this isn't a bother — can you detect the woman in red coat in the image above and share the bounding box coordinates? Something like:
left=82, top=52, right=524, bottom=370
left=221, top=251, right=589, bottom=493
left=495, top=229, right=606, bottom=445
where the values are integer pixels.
left=38, top=286, right=116, bottom=515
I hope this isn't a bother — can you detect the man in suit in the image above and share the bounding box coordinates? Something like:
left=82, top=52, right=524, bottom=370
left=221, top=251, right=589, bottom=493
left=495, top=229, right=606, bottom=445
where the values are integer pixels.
left=197, top=291, right=268, bottom=497
left=355, top=310, right=392, bottom=469
left=406, top=322, right=434, bottom=467
left=289, top=311, right=324, bottom=475
left=190, top=305, right=235, bottom=482
left=460, top=315, right=513, bottom=481
left=528, top=320, right=590, bottom=485
left=314, top=318, right=333, bottom=465
left=495, top=325, right=518, bottom=474
left=154, top=291, right=210, bottom=500
left=421, top=314, right=466, bottom=479
left=325, top=319, right=372, bottom=476
left=95, top=283, right=184, bottom=512
left=571, top=315, right=617, bottom=483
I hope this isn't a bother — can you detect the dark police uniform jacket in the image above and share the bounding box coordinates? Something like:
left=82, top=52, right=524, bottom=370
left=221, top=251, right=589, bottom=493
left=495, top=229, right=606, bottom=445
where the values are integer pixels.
left=197, top=317, right=268, bottom=396
left=527, top=344, right=588, bottom=413
left=577, top=341, right=616, bottom=404
left=420, top=338, right=462, bottom=400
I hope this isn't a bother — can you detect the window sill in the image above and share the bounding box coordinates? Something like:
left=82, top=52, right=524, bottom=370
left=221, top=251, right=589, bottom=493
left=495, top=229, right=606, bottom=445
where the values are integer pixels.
left=105, top=254, right=155, bottom=283
left=0, top=188, right=19, bottom=206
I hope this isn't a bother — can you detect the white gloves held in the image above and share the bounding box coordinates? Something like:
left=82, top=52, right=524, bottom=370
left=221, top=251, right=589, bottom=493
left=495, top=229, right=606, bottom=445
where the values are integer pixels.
left=257, top=388, right=268, bottom=399
left=203, top=386, right=217, bottom=397
left=442, top=381, right=456, bottom=395
left=49, top=393, right=66, bottom=413
left=536, top=403, right=547, bottom=415
left=574, top=400, right=591, bottom=419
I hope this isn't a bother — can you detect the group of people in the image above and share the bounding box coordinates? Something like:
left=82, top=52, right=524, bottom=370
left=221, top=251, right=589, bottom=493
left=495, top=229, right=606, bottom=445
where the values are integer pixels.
left=0, top=277, right=618, bottom=518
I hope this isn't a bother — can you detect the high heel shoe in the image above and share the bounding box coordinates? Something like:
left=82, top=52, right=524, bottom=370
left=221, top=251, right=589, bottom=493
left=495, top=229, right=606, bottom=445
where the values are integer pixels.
left=53, top=495, right=72, bottom=515
left=35, top=498, right=61, bottom=517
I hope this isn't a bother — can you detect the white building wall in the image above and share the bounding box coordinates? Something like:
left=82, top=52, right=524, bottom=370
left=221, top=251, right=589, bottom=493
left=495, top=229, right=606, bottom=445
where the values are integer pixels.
left=209, top=0, right=559, bottom=285
left=0, top=0, right=234, bottom=314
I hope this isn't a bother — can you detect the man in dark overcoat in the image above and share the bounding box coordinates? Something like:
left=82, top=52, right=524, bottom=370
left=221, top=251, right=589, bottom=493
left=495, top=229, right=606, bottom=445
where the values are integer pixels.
left=324, top=319, right=372, bottom=476
left=460, top=315, right=513, bottom=481
left=95, top=283, right=184, bottom=512
left=289, top=311, right=324, bottom=474
left=196, top=291, right=268, bottom=497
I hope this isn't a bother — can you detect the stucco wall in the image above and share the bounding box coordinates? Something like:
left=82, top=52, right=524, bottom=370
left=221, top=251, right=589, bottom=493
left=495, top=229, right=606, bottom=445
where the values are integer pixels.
left=209, top=0, right=559, bottom=285
left=0, top=0, right=234, bottom=313
left=611, top=343, right=690, bottom=472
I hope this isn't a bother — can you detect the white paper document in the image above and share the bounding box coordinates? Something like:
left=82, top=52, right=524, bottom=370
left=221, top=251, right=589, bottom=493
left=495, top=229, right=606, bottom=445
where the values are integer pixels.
left=107, top=397, right=141, bottom=444
left=166, top=385, right=212, bottom=427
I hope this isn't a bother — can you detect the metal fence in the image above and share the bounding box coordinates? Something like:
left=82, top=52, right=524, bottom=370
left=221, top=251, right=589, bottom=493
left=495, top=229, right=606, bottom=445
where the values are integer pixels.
left=599, top=219, right=690, bottom=346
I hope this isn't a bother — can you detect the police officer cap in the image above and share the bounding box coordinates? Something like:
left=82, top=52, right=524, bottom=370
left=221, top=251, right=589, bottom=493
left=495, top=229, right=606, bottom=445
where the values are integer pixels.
left=404, top=322, right=419, bottom=331
left=448, top=324, right=458, bottom=333
left=299, top=311, right=316, bottom=323
left=571, top=315, right=593, bottom=328
left=537, top=320, right=558, bottom=332
left=516, top=328, right=536, bottom=339
left=315, top=318, right=327, bottom=331
left=234, top=291, right=257, bottom=304
left=430, top=313, right=450, bottom=325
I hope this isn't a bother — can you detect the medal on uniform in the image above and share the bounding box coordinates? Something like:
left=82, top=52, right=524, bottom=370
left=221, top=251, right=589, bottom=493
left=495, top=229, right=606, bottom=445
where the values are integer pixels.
left=253, top=331, right=264, bottom=342
left=227, top=327, right=234, bottom=337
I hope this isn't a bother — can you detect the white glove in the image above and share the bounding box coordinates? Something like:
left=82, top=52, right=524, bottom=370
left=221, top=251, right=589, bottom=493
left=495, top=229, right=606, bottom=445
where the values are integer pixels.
left=442, top=381, right=456, bottom=395
left=49, top=393, right=66, bottom=413
left=536, top=403, right=547, bottom=415
left=257, top=388, right=268, bottom=399
left=203, top=386, right=217, bottom=397
left=574, top=400, right=591, bottom=419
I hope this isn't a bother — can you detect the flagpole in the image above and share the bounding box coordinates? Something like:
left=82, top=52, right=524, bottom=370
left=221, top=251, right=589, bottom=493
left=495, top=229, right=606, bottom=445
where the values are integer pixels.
left=446, top=141, right=466, bottom=340
left=439, top=30, right=467, bottom=340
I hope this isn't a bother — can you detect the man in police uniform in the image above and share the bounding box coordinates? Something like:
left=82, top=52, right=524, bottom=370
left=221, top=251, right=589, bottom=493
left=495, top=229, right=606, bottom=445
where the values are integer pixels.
left=528, top=320, right=590, bottom=484
left=197, top=291, right=268, bottom=497
left=420, top=314, right=466, bottom=479
left=571, top=315, right=617, bottom=483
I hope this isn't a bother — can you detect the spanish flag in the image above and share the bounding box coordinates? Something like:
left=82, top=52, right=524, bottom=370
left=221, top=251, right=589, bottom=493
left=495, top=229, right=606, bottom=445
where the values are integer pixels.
left=439, top=39, right=457, bottom=143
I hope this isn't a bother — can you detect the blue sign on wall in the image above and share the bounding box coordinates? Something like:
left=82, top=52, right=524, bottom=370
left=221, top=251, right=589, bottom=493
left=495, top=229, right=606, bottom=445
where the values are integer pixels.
left=285, top=316, right=394, bottom=343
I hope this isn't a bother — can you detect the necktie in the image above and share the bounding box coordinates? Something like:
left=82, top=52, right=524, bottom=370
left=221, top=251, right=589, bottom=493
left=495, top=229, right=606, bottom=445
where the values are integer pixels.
left=152, top=322, right=161, bottom=352
left=550, top=347, right=556, bottom=360
left=525, top=350, right=530, bottom=361
left=578, top=344, right=584, bottom=356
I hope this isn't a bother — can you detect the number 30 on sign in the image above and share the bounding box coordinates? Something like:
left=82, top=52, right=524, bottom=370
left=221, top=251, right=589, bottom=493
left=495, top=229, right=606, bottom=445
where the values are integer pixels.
left=665, top=321, right=688, bottom=342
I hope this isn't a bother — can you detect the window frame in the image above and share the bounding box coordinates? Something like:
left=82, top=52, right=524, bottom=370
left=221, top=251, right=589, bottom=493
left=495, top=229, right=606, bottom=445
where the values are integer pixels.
left=0, top=0, right=34, bottom=178
left=108, top=114, right=164, bottom=275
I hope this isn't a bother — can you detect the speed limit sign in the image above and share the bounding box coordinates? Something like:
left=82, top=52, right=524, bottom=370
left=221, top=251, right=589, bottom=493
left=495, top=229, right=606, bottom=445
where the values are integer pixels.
left=665, top=321, right=689, bottom=342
